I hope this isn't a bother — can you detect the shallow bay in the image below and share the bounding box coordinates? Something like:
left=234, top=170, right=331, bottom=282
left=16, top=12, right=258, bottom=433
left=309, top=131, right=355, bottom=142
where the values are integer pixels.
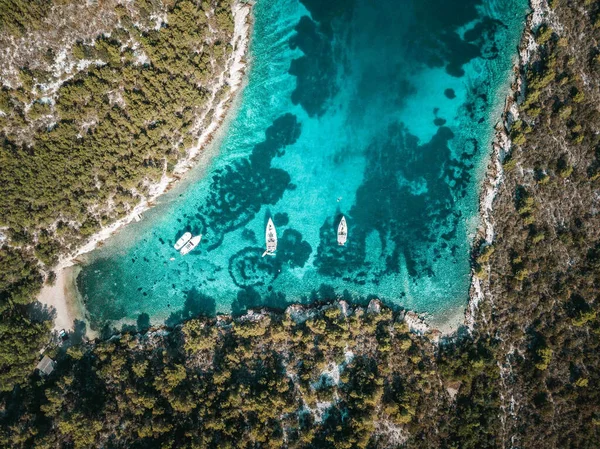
left=77, top=0, right=528, bottom=329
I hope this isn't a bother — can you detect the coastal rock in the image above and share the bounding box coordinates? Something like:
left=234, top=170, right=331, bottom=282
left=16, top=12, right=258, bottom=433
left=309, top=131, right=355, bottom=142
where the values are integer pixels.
left=239, top=309, right=269, bottom=323
left=286, top=304, right=317, bottom=324
left=367, top=299, right=382, bottom=314
left=338, top=300, right=351, bottom=317
left=404, top=311, right=430, bottom=335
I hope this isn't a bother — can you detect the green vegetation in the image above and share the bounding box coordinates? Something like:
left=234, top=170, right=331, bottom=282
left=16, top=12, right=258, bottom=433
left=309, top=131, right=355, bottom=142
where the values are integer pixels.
left=1, top=287, right=597, bottom=447
left=0, top=245, right=52, bottom=391
left=0, top=0, right=52, bottom=36
left=535, top=24, right=554, bottom=45
left=474, top=0, right=600, bottom=445
left=0, top=0, right=237, bottom=392
left=1, top=0, right=234, bottom=259
left=1, top=0, right=600, bottom=447
left=0, top=302, right=506, bottom=448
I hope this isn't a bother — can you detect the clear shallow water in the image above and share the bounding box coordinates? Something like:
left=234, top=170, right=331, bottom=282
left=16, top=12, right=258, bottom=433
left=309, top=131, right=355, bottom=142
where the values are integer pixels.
left=78, top=0, right=528, bottom=328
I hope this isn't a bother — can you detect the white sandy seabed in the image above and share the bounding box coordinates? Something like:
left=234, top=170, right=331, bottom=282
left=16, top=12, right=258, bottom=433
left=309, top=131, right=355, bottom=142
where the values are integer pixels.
left=37, top=2, right=254, bottom=332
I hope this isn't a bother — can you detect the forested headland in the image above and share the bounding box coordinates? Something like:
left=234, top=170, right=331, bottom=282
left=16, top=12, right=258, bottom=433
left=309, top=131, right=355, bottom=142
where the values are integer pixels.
left=469, top=0, right=600, bottom=445
left=1, top=0, right=239, bottom=391
left=1, top=0, right=600, bottom=447
left=0, top=301, right=495, bottom=448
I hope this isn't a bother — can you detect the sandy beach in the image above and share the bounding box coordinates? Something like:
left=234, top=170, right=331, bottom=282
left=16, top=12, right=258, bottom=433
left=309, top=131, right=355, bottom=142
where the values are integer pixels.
left=37, top=2, right=254, bottom=332
left=38, top=265, right=84, bottom=332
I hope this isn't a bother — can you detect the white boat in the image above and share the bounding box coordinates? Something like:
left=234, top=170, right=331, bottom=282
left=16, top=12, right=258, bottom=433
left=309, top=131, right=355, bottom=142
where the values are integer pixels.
left=174, top=232, right=192, bottom=251
left=337, top=216, right=347, bottom=246
left=263, top=218, right=277, bottom=257
left=180, top=235, right=202, bottom=255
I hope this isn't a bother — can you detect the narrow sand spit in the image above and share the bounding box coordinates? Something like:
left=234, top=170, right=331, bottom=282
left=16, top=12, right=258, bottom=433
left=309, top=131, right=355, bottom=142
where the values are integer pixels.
left=37, top=2, right=254, bottom=332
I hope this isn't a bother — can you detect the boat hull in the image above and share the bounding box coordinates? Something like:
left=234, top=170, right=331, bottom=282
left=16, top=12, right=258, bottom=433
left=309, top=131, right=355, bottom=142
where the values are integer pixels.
left=264, top=218, right=277, bottom=255
left=174, top=232, right=192, bottom=251
left=180, top=235, right=202, bottom=255
left=337, top=216, right=347, bottom=246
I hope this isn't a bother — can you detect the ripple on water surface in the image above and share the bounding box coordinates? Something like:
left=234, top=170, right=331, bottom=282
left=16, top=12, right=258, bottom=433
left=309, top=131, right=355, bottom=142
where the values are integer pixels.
left=77, top=0, right=528, bottom=329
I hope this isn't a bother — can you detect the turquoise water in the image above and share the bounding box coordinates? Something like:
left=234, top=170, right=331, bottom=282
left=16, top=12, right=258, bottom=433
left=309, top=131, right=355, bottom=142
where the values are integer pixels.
left=78, top=0, right=528, bottom=328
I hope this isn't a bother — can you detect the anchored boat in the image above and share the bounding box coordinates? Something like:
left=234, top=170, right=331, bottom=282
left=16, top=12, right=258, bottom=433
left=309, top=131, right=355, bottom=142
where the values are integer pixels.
left=180, top=235, right=202, bottom=255
left=262, top=218, right=277, bottom=257
left=174, top=232, right=192, bottom=251
left=337, top=216, right=347, bottom=246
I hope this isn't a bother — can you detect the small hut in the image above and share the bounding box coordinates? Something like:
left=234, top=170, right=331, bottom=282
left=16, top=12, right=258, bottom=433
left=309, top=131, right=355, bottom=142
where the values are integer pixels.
left=36, top=355, right=56, bottom=376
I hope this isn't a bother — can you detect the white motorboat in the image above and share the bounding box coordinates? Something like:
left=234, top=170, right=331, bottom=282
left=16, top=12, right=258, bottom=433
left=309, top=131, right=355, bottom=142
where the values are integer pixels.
left=174, top=232, right=192, bottom=251
left=263, top=218, right=277, bottom=257
left=180, top=235, right=202, bottom=255
left=337, top=216, right=347, bottom=246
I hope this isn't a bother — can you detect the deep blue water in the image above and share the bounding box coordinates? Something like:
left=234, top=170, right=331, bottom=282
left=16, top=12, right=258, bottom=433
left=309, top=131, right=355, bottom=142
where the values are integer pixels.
left=77, top=0, right=528, bottom=328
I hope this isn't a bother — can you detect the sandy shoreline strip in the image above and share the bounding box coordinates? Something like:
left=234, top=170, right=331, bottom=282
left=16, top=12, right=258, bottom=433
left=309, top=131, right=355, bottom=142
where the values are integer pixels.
left=38, top=265, right=78, bottom=332
left=38, top=2, right=255, bottom=332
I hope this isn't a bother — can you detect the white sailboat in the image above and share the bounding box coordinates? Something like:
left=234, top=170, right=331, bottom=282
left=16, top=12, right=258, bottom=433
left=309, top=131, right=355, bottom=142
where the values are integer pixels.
left=337, top=216, right=347, bottom=246
left=180, top=235, right=202, bottom=255
left=174, top=232, right=192, bottom=251
left=262, top=218, right=277, bottom=257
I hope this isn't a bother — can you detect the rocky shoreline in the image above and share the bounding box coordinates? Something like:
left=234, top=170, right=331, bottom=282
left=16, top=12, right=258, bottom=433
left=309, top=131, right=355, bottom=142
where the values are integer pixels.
left=466, top=0, right=546, bottom=331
